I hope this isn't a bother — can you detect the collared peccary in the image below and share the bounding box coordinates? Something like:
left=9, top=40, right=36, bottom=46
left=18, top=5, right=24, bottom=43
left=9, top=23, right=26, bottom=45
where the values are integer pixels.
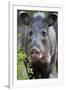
left=18, top=11, right=58, bottom=78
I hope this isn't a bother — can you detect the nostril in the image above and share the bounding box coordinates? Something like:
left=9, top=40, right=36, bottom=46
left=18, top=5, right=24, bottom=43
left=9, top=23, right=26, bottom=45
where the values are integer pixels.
left=30, top=48, right=40, bottom=56
left=36, top=51, right=40, bottom=55
left=29, top=48, right=42, bottom=60
left=30, top=51, right=34, bottom=54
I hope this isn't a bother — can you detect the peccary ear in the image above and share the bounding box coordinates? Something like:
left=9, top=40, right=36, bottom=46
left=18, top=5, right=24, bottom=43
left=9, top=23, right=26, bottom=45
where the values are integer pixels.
left=19, top=11, right=31, bottom=25
left=46, top=13, right=57, bottom=26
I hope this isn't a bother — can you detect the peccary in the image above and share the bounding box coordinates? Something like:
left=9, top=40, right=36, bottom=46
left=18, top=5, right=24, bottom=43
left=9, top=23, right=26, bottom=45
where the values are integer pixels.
left=17, top=11, right=58, bottom=78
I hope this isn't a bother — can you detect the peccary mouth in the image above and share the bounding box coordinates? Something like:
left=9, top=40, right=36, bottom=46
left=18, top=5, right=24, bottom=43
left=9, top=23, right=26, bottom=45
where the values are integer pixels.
left=28, top=52, right=51, bottom=64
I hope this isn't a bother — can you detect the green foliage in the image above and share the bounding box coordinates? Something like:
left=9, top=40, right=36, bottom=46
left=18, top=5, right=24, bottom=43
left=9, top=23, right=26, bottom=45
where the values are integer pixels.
left=26, top=63, right=33, bottom=75
left=17, top=48, right=34, bottom=80
left=17, top=61, right=29, bottom=80
left=17, top=48, right=27, bottom=62
left=17, top=48, right=29, bottom=80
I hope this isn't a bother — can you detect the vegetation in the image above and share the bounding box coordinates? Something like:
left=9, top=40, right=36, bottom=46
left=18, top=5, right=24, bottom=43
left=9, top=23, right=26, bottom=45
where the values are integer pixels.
left=17, top=48, right=28, bottom=80
left=17, top=48, right=33, bottom=80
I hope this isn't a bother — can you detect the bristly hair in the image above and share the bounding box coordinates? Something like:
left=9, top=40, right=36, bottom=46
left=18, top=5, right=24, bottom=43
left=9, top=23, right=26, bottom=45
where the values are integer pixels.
left=33, top=12, right=46, bottom=18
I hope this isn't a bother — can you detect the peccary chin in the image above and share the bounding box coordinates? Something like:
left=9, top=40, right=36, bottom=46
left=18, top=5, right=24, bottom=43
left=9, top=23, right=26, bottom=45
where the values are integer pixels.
left=31, top=60, right=51, bottom=78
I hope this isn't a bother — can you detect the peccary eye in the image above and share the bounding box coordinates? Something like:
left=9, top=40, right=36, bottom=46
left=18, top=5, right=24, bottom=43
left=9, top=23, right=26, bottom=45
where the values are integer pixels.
left=41, top=31, right=47, bottom=37
left=29, top=31, right=33, bottom=36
